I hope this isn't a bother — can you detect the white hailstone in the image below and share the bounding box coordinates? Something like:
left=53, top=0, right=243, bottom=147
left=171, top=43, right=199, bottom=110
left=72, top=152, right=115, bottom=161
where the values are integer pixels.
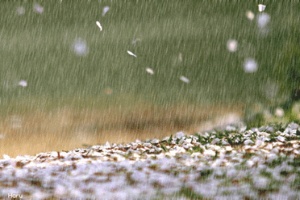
left=226, top=168, right=236, bottom=178
left=127, top=50, right=137, bottom=57
left=18, top=80, right=27, bottom=87
left=96, top=21, right=103, bottom=31
left=246, top=10, right=255, bottom=21
left=244, top=139, right=254, bottom=145
left=253, top=176, right=269, bottom=189
left=243, top=58, right=258, bottom=73
left=33, top=3, right=44, bottom=14
left=72, top=38, right=89, bottom=56
left=226, top=39, right=238, bottom=52
left=274, top=108, right=284, bottom=117
left=257, top=13, right=270, bottom=29
left=203, top=149, right=216, bottom=157
left=151, top=138, right=160, bottom=144
left=102, top=6, right=110, bottom=16
left=179, top=76, right=190, bottom=83
left=146, top=67, right=154, bottom=75
left=175, top=131, right=185, bottom=139
left=3, top=154, right=10, bottom=159
left=276, top=135, right=285, bottom=142
left=211, top=138, right=220, bottom=144
left=258, top=4, right=266, bottom=12
left=16, top=6, right=25, bottom=15
left=104, top=141, right=111, bottom=147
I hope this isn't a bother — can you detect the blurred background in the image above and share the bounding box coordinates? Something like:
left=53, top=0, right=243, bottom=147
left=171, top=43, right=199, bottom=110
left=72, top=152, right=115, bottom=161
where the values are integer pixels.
left=0, top=0, right=299, bottom=156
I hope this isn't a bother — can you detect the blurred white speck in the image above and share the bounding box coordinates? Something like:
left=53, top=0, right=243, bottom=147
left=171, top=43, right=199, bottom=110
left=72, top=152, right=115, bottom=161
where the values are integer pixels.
left=243, top=58, right=258, bottom=73
left=277, top=135, right=285, bottom=142
left=72, top=38, right=89, bottom=56
left=226, top=39, right=238, bottom=52
left=102, top=6, right=110, bottom=16
left=132, top=38, right=141, bottom=45
left=275, top=108, right=284, bottom=117
left=3, top=154, right=10, bottom=159
left=127, top=50, right=137, bottom=57
left=33, top=3, right=44, bottom=14
left=18, top=80, right=27, bottom=87
left=175, top=131, right=185, bottom=138
left=16, top=6, right=25, bottom=15
left=257, top=13, right=270, bottom=29
left=0, top=133, right=5, bottom=140
left=253, top=176, right=269, bottom=189
left=258, top=4, right=266, bottom=12
left=264, top=81, right=278, bottom=100
left=146, top=68, right=154, bottom=75
left=11, top=115, right=22, bottom=129
left=178, top=52, right=183, bottom=62
left=96, top=21, right=103, bottom=31
left=246, top=10, right=255, bottom=20
left=180, top=76, right=190, bottom=83
left=104, top=87, right=113, bottom=95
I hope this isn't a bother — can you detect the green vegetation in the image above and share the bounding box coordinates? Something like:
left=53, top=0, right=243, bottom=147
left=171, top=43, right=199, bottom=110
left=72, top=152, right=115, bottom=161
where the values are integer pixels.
left=0, top=1, right=298, bottom=113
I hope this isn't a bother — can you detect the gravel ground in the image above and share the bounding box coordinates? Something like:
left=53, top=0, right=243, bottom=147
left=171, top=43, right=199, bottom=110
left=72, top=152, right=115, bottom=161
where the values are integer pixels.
left=1, top=123, right=300, bottom=199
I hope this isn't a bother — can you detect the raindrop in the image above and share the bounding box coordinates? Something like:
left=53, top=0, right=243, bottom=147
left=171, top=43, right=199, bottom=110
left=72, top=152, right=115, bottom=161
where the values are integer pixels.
left=96, top=21, right=103, bottom=31
left=102, top=6, right=110, bottom=16
left=132, top=38, right=141, bottom=45
left=258, top=4, right=266, bottom=12
left=243, top=58, right=258, bottom=73
left=18, top=80, right=27, bottom=87
left=178, top=53, right=183, bottom=62
left=179, top=76, right=190, bottom=83
left=33, top=3, right=44, bottom=14
left=16, top=6, right=25, bottom=15
left=72, top=38, right=89, bottom=56
left=146, top=68, right=154, bottom=75
left=10, top=115, right=22, bottom=129
left=226, top=39, right=238, bottom=52
left=257, top=13, right=270, bottom=29
left=0, top=133, right=5, bottom=140
left=104, top=87, right=113, bottom=95
left=245, top=10, right=255, bottom=21
left=127, top=50, right=137, bottom=57
left=264, top=81, right=278, bottom=100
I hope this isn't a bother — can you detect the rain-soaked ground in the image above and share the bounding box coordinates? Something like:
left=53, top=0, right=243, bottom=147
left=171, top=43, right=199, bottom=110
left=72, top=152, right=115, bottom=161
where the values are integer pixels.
left=0, top=1, right=298, bottom=155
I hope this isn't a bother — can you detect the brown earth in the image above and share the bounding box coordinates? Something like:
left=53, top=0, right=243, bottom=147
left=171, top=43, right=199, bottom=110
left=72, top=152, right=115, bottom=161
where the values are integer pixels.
left=0, top=103, right=243, bottom=157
